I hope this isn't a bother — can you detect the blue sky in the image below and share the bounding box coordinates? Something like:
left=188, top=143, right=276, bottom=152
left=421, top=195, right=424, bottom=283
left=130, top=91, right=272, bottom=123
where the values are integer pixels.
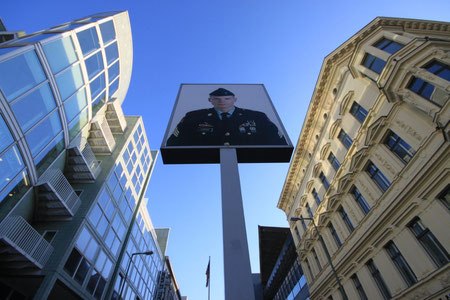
left=3, top=1, right=449, bottom=299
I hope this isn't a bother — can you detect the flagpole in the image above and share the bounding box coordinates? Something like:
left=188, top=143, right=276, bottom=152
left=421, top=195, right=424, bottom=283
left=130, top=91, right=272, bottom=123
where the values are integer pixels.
left=208, top=256, right=211, bottom=300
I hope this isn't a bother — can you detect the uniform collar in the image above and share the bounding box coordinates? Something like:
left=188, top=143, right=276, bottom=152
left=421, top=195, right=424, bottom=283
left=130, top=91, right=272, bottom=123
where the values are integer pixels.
left=214, top=107, right=236, bottom=119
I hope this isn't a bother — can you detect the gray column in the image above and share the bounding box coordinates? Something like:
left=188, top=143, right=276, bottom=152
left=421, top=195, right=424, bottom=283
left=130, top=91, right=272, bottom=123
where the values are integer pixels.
left=220, top=148, right=256, bottom=300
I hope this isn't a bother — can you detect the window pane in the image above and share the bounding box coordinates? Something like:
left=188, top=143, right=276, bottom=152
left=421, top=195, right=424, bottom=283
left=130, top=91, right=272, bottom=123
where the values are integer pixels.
left=43, top=36, right=78, bottom=73
left=25, top=110, right=62, bottom=157
left=64, top=248, right=82, bottom=276
left=34, top=133, right=64, bottom=177
left=12, top=84, right=56, bottom=133
left=85, top=238, right=99, bottom=262
left=105, top=42, right=118, bottom=65
left=56, top=64, right=84, bottom=100
left=85, top=51, right=104, bottom=80
left=108, top=61, right=119, bottom=83
left=68, top=109, right=88, bottom=141
left=64, top=88, right=87, bottom=122
left=99, top=21, right=115, bottom=44
left=0, top=115, right=14, bottom=153
left=90, top=72, right=105, bottom=100
left=0, top=50, right=46, bottom=101
left=109, top=79, right=119, bottom=97
left=0, top=146, right=25, bottom=192
left=77, top=27, right=100, bottom=56
left=92, top=91, right=106, bottom=116
left=74, top=258, right=91, bottom=284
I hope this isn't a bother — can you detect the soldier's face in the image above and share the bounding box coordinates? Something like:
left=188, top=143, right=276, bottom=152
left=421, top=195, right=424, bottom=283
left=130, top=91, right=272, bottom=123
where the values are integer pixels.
left=208, top=96, right=237, bottom=112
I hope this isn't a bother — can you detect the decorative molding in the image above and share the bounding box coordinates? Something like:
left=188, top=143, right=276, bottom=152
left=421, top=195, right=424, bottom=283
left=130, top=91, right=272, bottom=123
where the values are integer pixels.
left=329, top=119, right=342, bottom=139
left=373, top=152, right=397, bottom=177
left=355, top=177, right=376, bottom=203
left=313, top=162, right=322, bottom=178
left=365, top=116, right=387, bottom=146
left=306, top=180, right=315, bottom=193
left=320, top=143, right=331, bottom=160
left=394, top=119, right=424, bottom=142
left=337, top=173, right=355, bottom=194
left=339, top=90, right=355, bottom=115
left=350, top=147, right=370, bottom=172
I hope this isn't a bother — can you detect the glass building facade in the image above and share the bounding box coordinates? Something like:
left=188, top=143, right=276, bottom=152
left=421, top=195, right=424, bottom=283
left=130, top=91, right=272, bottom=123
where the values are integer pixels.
left=0, top=11, right=177, bottom=300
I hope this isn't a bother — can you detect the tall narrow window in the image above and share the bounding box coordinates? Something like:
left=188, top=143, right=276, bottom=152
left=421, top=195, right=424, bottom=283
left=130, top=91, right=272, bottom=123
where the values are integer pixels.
left=438, top=185, right=450, bottom=210
left=350, top=185, right=371, bottom=215
left=408, top=60, right=449, bottom=107
left=312, top=248, right=322, bottom=272
left=366, top=161, right=391, bottom=192
left=384, top=130, right=415, bottom=163
left=349, top=102, right=368, bottom=123
left=338, top=206, right=354, bottom=233
left=338, top=129, right=353, bottom=149
left=385, top=241, right=417, bottom=287
left=312, top=188, right=321, bottom=205
left=305, top=258, right=314, bottom=280
left=366, top=259, right=391, bottom=300
left=328, top=152, right=341, bottom=171
left=328, top=222, right=342, bottom=248
left=306, top=203, right=313, bottom=219
left=294, top=226, right=302, bottom=242
left=408, top=217, right=449, bottom=267
left=351, top=274, right=368, bottom=300
left=319, top=172, right=330, bottom=190
left=300, top=218, right=307, bottom=230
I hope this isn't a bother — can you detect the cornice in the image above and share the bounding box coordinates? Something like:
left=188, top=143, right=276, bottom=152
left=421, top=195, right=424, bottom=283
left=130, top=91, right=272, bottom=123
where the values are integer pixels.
left=277, top=17, right=450, bottom=213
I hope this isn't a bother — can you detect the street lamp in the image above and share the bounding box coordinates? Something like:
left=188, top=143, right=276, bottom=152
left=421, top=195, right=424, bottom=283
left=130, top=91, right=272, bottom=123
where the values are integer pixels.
left=118, top=251, right=154, bottom=299
left=291, top=217, right=348, bottom=300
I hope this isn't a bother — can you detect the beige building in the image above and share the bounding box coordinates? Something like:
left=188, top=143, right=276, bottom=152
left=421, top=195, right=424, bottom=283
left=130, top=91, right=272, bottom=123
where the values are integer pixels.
left=278, top=17, right=449, bottom=300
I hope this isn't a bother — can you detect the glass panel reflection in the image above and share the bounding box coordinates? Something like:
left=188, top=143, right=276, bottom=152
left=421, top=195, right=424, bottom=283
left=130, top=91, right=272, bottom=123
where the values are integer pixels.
left=90, top=72, right=105, bottom=100
left=0, top=145, right=25, bottom=191
left=56, top=64, right=84, bottom=100
left=68, top=109, right=88, bottom=141
left=109, top=79, right=119, bottom=97
left=99, top=21, right=115, bottom=44
left=108, top=61, right=119, bottom=83
left=105, top=42, right=118, bottom=65
left=77, top=27, right=100, bottom=56
left=0, top=50, right=46, bottom=101
left=34, top=133, right=64, bottom=177
left=0, top=114, right=14, bottom=153
left=64, top=88, right=87, bottom=122
left=43, top=36, right=78, bottom=73
left=12, top=83, right=56, bottom=132
left=85, top=51, right=104, bottom=79
left=26, top=110, right=62, bottom=157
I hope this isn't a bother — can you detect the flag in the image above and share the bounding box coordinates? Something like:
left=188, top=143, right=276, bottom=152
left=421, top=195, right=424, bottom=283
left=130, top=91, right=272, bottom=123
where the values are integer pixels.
left=205, top=258, right=210, bottom=287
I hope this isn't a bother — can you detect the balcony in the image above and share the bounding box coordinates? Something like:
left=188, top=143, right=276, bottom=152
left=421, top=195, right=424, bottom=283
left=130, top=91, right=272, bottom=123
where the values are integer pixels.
left=0, top=215, right=53, bottom=273
left=88, top=114, right=116, bottom=154
left=65, top=136, right=101, bottom=182
left=105, top=98, right=127, bottom=134
left=36, top=169, right=81, bottom=220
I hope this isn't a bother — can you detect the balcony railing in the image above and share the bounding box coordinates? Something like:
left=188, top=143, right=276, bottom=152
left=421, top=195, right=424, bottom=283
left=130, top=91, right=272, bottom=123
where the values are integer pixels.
left=0, top=215, right=53, bottom=270
left=36, top=168, right=81, bottom=219
left=66, top=136, right=101, bottom=181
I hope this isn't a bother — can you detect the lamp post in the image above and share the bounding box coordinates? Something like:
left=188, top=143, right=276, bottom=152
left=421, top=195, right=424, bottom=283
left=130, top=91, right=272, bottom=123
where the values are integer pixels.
left=291, top=217, right=348, bottom=300
left=118, top=251, right=153, bottom=299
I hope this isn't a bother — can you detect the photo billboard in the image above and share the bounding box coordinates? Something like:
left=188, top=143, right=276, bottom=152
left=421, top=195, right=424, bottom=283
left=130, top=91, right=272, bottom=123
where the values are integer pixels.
left=161, top=84, right=293, bottom=164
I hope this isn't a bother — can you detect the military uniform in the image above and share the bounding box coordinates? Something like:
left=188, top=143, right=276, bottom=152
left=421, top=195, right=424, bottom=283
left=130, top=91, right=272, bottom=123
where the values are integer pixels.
left=167, top=106, right=287, bottom=146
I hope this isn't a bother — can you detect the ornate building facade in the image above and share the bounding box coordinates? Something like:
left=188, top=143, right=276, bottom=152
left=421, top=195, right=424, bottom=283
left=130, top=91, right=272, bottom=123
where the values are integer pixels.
left=278, top=17, right=449, bottom=300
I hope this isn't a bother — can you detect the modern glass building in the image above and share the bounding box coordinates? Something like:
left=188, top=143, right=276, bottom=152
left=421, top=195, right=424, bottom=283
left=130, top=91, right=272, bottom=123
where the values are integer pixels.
left=0, top=11, right=179, bottom=300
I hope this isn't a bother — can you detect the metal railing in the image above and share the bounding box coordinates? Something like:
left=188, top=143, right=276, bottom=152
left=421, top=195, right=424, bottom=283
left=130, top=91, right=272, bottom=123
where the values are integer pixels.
left=38, top=168, right=81, bottom=215
left=70, top=136, right=101, bottom=177
left=0, top=215, right=54, bottom=269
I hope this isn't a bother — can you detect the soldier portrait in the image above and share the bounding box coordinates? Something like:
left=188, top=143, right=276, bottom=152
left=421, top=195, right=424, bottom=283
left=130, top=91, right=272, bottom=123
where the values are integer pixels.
left=166, top=86, right=287, bottom=147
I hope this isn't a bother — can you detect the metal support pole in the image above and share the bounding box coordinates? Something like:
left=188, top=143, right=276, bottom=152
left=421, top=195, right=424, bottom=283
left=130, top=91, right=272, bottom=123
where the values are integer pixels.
left=220, top=148, right=256, bottom=300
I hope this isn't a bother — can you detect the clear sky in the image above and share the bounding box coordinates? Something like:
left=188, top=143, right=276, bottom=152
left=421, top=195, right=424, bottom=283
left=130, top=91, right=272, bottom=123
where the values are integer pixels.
left=3, top=1, right=449, bottom=299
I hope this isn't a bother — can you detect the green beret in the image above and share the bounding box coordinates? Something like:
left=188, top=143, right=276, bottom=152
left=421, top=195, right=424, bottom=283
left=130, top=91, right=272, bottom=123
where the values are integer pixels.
left=209, top=88, right=235, bottom=97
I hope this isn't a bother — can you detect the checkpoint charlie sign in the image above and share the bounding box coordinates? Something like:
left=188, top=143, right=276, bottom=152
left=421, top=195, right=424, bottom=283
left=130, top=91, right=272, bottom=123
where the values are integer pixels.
left=161, top=84, right=293, bottom=164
